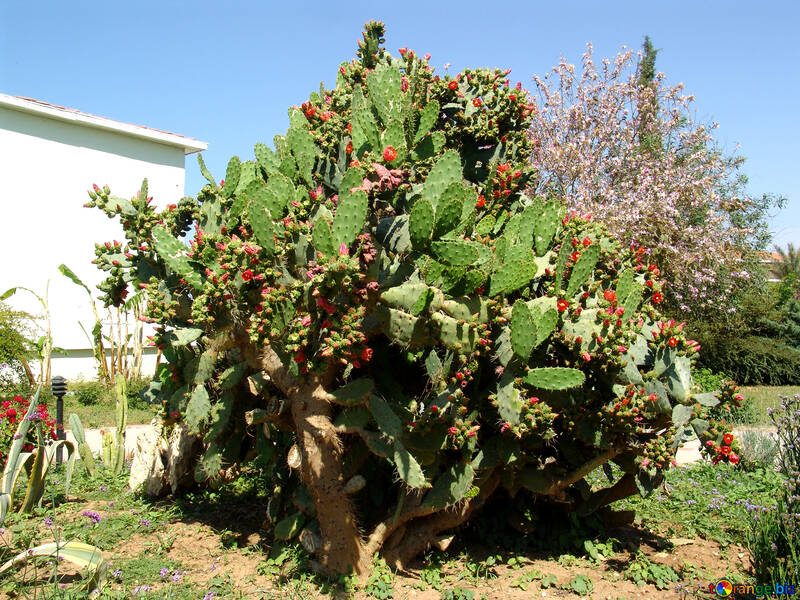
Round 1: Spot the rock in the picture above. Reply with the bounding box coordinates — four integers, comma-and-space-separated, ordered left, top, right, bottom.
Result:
128, 419, 201, 497
166, 423, 201, 493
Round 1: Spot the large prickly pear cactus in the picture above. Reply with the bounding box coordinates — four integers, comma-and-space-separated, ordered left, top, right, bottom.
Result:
85, 22, 740, 577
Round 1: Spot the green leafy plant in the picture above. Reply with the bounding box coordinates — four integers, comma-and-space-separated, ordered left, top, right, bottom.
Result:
623, 551, 679, 589
100, 375, 128, 474
364, 556, 394, 599
561, 573, 593, 596
84, 21, 733, 578
441, 587, 474, 600
0, 387, 76, 525
746, 394, 800, 583
736, 430, 779, 471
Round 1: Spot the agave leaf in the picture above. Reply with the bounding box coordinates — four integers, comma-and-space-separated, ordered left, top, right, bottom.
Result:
0, 541, 106, 593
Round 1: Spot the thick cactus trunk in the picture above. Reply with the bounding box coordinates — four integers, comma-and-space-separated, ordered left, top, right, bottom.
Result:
289, 374, 370, 576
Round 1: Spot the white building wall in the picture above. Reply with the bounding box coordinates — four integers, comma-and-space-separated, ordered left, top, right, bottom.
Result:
0, 103, 202, 381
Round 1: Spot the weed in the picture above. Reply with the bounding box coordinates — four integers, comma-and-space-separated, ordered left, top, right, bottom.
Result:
561, 574, 594, 596
364, 556, 394, 599
511, 568, 542, 590
441, 588, 475, 600
623, 551, 680, 589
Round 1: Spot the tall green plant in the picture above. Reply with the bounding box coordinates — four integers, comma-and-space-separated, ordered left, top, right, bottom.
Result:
101, 375, 127, 474
85, 22, 738, 577
0, 388, 76, 525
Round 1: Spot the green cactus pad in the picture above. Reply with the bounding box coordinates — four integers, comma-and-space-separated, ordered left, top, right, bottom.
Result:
381, 119, 407, 163
409, 197, 434, 249
378, 306, 430, 347
274, 512, 306, 540
524, 367, 586, 390
430, 240, 480, 266
247, 196, 276, 254
368, 395, 403, 439
332, 189, 368, 248
287, 125, 317, 186
622, 282, 643, 318
423, 150, 462, 211
334, 406, 372, 430
511, 300, 537, 360
263, 172, 295, 219
394, 443, 428, 489
531, 305, 558, 348
312, 218, 335, 257
422, 462, 475, 509
432, 183, 464, 239
185, 385, 211, 434
380, 282, 438, 314
330, 378, 374, 406
414, 100, 440, 145
152, 226, 202, 290
411, 130, 446, 161
565, 242, 600, 298
489, 259, 538, 297
197, 153, 216, 186
615, 268, 634, 303
221, 156, 241, 199
475, 214, 496, 235
431, 312, 478, 351
533, 199, 561, 256
496, 374, 524, 425
254, 142, 280, 174
366, 65, 403, 126
554, 238, 572, 293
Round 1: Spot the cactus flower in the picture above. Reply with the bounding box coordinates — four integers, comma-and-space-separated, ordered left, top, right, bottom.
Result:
382, 146, 398, 162
723, 433, 733, 445
557, 299, 569, 312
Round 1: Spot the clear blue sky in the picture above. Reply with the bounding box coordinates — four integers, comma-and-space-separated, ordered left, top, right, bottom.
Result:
2, 1, 798, 247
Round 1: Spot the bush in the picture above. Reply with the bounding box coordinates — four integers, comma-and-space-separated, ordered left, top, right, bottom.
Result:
693, 368, 725, 393
0, 302, 37, 392
746, 394, 800, 583
736, 430, 779, 472
70, 380, 107, 405
693, 368, 757, 424
85, 22, 736, 577
695, 334, 800, 386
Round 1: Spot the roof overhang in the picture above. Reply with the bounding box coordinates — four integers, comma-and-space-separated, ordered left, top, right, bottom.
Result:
0, 93, 207, 155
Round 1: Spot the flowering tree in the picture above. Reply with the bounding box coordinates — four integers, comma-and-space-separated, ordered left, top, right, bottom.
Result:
528, 41, 776, 315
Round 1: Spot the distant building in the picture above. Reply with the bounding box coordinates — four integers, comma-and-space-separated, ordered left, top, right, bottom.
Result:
757, 251, 786, 283
0, 93, 207, 380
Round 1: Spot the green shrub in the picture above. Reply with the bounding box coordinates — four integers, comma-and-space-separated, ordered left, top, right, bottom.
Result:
693, 367, 725, 392
696, 335, 800, 385
746, 395, 800, 583
70, 380, 107, 405
736, 430, 779, 472
84, 22, 736, 577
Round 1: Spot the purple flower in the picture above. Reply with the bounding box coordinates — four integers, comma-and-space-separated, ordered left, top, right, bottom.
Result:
81, 510, 101, 526
160, 567, 169, 579
44, 517, 53, 527
112, 568, 122, 578
133, 584, 150, 595
99, 485, 106, 492
140, 519, 151, 528
171, 570, 182, 582
203, 592, 216, 600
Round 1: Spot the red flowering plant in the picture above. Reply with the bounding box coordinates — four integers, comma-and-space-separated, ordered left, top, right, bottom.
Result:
697, 380, 743, 465
83, 22, 735, 577
0, 394, 57, 463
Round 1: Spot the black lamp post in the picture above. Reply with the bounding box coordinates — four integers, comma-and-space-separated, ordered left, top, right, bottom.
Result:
51, 376, 67, 464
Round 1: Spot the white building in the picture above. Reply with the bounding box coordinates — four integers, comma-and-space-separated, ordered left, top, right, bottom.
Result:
0, 93, 206, 380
